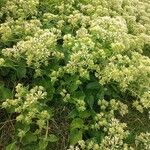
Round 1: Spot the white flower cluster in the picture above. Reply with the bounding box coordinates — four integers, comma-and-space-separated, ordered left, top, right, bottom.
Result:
133, 91, 150, 112
0, 58, 5, 66
69, 119, 131, 150
92, 99, 128, 130
135, 132, 150, 149
99, 52, 150, 94
60, 89, 71, 102
1, 0, 39, 19
100, 118, 129, 150
0, 18, 42, 44
2, 29, 57, 71
2, 84, 50, 134
75, 99, 86, 112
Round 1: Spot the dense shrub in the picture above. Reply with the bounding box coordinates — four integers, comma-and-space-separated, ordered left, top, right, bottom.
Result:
0, 0, 150, 149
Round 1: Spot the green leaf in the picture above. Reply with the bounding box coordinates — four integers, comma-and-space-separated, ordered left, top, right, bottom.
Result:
70, 118, 84, 130
96, 88, 104, 100
15, 122, 30, 133
47, 134, 58, 142
85, 94, 94, 109
86, 82, 100, 90
68, 109, 78, 118
22, 144, 39, 150
16, 66, 26, 78
91, 131, 104, 143
69, 129, 82, 145
0, 86, 12, 100
22, 132, 37, 145
69, 83, 79, 92
79, 110, 91, 118
39, 139, 48, 150
73, 91, 85, 100
6, 142, 17, 150
0, 68, 10, 76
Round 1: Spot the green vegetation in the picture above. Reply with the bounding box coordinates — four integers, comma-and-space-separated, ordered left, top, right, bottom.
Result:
0, 0, 150, 149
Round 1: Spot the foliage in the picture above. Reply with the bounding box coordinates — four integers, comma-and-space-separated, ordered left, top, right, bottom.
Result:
0, 0, 150, 149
